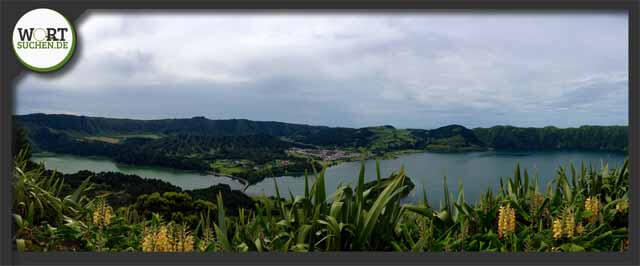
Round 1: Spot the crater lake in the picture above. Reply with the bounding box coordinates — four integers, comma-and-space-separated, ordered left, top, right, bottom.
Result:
32, 150, 626, 204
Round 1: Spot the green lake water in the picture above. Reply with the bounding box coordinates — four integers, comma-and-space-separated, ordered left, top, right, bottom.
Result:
31, 153, 245, 191
32, 150, 626, 204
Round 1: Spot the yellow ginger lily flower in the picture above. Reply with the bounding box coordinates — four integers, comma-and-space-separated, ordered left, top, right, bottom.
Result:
552, 218, 563, 240
584, 196, 601, 223
564, 212, 575, 238
498, 205, 516, 238
142, 224, 195, 252
576, 223, 585, 235
92, 200, 113, 229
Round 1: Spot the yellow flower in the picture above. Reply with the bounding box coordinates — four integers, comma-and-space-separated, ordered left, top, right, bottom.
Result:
156, 226, 172, 252
507, 206, 516, 233
498, 206, 507, 238
198, 228, 213, 252
592, 199, 600, 214
141, 225, 171, 252
616, 200, 628, 213
92, 200, 113, 229
170, 225, 195, 252
180, 235, 195, 252
498, 205, 516, 238
564, 212, 575, 238
552, 218, 563, 240
584, 196, 601, 223
141, 224, 195, 252
576, 223, 584, 235
92, 211, 100, 225
141, 226, 155, 252
584, 197, 592, 211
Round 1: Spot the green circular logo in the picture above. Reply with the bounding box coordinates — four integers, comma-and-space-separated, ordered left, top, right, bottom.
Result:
12, 8, 76, 72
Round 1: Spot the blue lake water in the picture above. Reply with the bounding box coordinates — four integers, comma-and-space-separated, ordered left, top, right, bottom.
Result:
33, 150, 626, 204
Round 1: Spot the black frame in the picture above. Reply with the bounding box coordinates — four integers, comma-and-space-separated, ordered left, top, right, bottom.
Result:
1, 0, 638, 265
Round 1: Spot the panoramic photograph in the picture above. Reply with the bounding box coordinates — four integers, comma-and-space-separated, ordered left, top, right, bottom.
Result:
12, 11, 629, 252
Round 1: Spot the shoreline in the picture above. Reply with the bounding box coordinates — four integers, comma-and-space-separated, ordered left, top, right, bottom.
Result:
33, 147, 628, 191
206, 171, 250, 191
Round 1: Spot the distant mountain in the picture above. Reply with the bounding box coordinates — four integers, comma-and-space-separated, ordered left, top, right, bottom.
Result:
14, 113, 487, 154
14, 114, 628, 172
15, 113, 326, 137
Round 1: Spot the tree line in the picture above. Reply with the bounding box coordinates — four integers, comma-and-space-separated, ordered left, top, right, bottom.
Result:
473, 125, 627, 152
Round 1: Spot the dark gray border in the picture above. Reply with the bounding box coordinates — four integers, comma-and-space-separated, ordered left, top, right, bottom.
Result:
1, 0, 639, 265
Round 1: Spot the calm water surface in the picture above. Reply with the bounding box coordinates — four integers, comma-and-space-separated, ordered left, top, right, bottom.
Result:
32, 153, 245, 191
33, 150, 626, 204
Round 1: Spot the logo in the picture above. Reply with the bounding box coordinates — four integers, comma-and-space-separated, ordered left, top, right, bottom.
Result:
12, 8, 76, 72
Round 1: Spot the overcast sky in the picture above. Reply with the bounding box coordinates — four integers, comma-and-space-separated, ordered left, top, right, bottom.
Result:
15, 11, 628, 129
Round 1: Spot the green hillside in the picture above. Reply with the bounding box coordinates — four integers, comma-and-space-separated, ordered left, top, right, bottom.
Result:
473, 125, 627, 152
15, 113, 488, 155
13, 114, 628, 184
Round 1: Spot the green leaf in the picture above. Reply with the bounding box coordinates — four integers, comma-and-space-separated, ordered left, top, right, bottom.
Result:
304, 170, 310, 199
254, 238, 263, 252
13, 214, 24, 229
403, 205, 432, 217
69, 176, 92, 204
356, 171, 407, 248
524, 169, 529, 195
559, 243, 585, 252
514, 163, 521, 195
391, 241, 406, 252
16, 239, 26, 252
215, 193, 232, 252
376, 159, 382, 184
356, 159, 366, 207
296, 224, 312, 245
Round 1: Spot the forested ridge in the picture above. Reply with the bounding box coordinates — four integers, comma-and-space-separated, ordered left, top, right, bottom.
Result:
16, 113, 487, 152
14, 114, 627, 181
16, 113, 325, 137
24, 126, 321, 183
473, 125, 627, 152
16, 113, 627, 152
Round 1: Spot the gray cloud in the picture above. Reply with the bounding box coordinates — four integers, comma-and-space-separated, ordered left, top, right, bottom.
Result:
15, 11, 628, 129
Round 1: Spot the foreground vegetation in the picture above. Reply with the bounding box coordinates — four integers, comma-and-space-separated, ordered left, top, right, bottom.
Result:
12, 145, 629, 252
